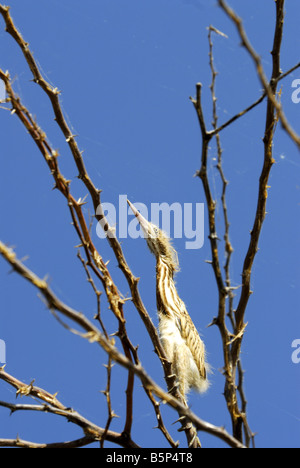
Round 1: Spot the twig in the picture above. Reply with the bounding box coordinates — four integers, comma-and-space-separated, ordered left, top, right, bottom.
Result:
0, 368, 139, 448
76, 251, 118, 447
219, 0, 287, 442
191, 81, 243, 443
145, 391, 179, 448
207, 24, 241, 424
80, 247, 178, 449
231, 0, 285, 337
100, 358, 118, 448
0, 436, 97, 449
0, 400, 140, 448
207, 29, 253, 441
208, 59, 300, 138
218, 0, 300, 149
209, 93, 266, 138
0, 243, 244, 448
0, 6, 203, 445
0, 1, 167, 374
191, 1, 288, 445
76, 250, 106, 336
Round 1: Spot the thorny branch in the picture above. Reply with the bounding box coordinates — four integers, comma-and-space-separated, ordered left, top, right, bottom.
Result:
0, 1, 297, 449
217, 0, 300, 149
208, 24, 253, 447
0, 367, 140, 448
0, 3, 201, 447
76, 252, 118, 445
190, 0, 295, 447
206, 26, 250, 443
0, 436, 98, 449
0, 243, 245, 449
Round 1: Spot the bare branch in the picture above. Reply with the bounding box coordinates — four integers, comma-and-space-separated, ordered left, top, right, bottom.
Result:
0, 2, 167, 374
0, 243, 244, 448
209, 92, 266, 137
0, 368, 139, 448
218, 0, 300, 149
0, 7, 204, 444
0, 436, 97, 449
190, 1, 289, 446
0, 1, 292, 448
233, 0, 285, 333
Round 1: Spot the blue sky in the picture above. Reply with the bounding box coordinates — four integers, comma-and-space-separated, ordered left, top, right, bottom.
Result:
0, 0, 299, 448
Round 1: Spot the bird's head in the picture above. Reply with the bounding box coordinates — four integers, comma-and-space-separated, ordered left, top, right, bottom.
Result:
127, 199, 179, 273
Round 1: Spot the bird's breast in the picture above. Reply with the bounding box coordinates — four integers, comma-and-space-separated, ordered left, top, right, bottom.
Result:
158, 315, 185, 345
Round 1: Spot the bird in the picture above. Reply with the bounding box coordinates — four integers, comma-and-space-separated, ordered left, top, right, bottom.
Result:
127, 199, 209, 404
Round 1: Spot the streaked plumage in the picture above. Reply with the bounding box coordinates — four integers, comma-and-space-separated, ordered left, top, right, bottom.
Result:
128, 200, 209, 403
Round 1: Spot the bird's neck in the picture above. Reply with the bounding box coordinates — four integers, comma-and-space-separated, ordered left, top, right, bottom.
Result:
156, 256, 181, 317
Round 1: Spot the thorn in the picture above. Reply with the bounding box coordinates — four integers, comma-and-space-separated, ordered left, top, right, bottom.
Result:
208, 26, 228, 39
109, 331, 119, 338
207, 317, 218, 327
77, 194, 88, 206
177, 422, 192, 432
168, 382, 180, 393
172, 415, 186, 425
102, 362, 115, 369
123, 297, 133, 302
167, 374, 177, 379
20, 255, 29, 263
42, 274, 49, 283
66, 135, 78, 143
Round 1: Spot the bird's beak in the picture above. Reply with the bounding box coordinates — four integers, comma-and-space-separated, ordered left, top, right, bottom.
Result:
127, 199, 154, 237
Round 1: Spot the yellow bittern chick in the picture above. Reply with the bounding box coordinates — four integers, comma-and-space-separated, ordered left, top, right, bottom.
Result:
128, 200, 209, 403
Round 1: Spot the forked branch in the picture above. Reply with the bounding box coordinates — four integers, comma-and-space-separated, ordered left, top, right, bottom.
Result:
191, 0, 292, 445
0, 241, 244, 448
